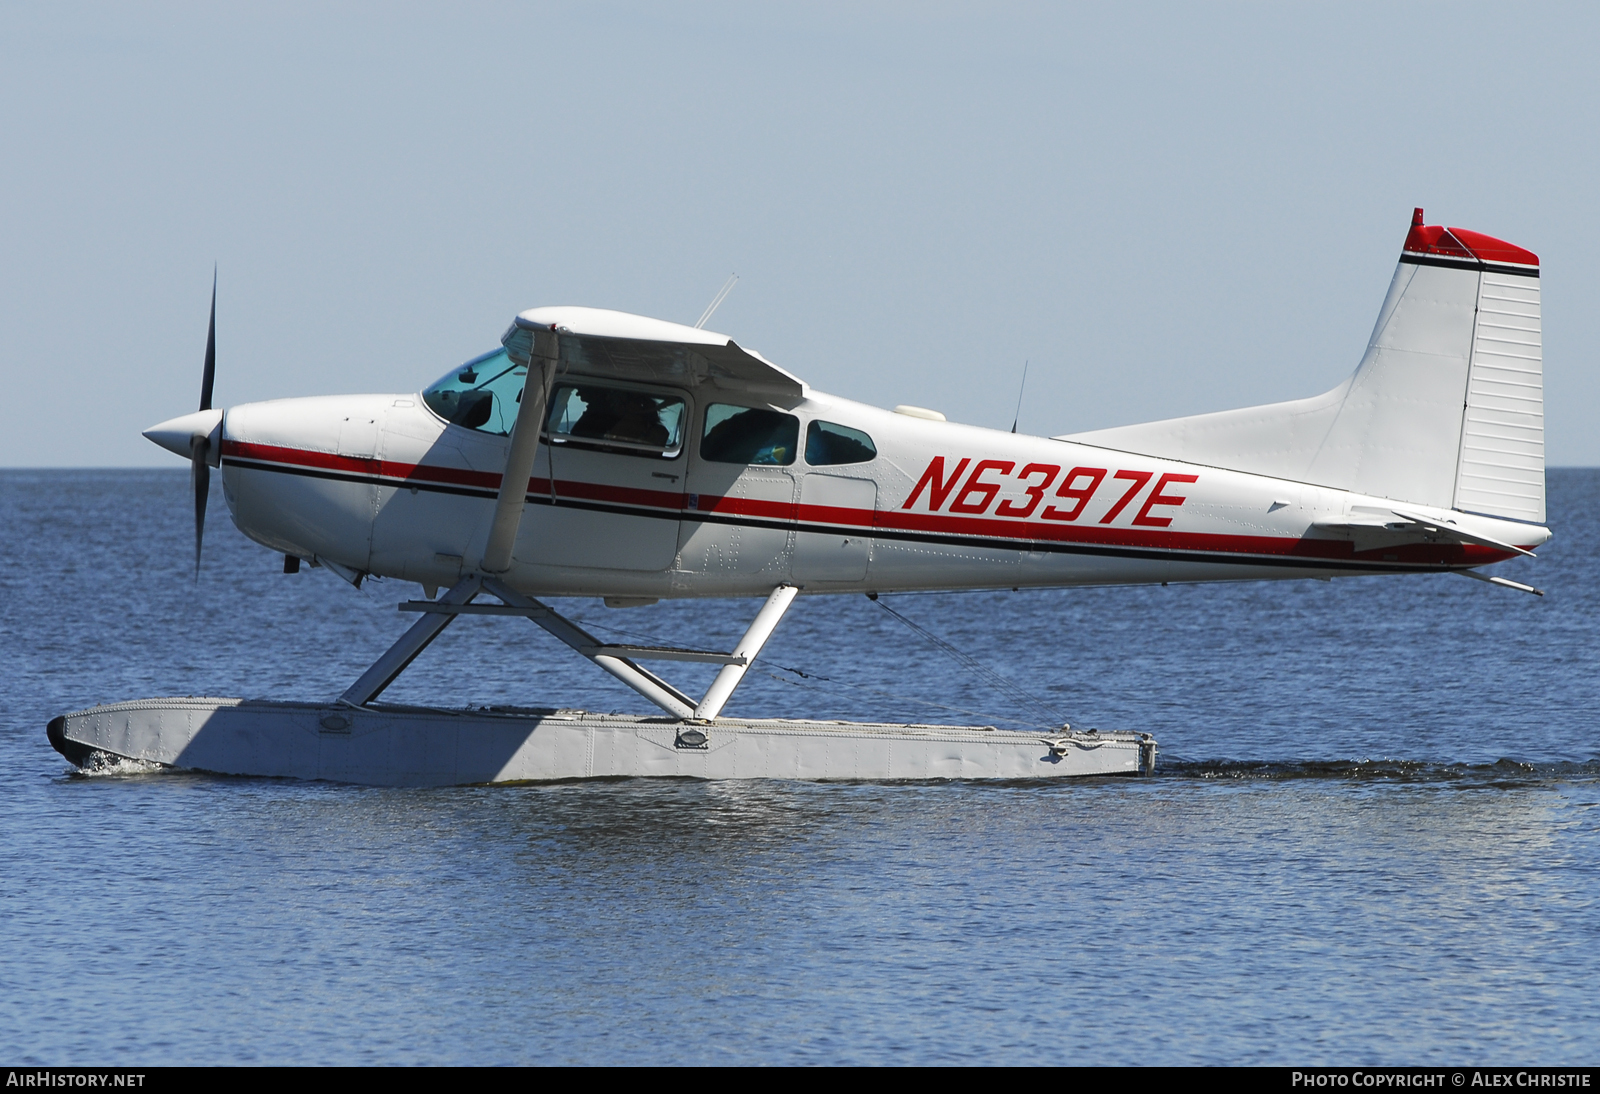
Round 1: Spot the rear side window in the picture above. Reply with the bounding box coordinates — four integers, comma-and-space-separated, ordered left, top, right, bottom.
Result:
701, 404, 798, 466
805, 420, 876, 465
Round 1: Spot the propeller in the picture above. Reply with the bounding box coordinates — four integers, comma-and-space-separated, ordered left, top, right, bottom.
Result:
140, 271, 226, 577
191, 270, 218, 577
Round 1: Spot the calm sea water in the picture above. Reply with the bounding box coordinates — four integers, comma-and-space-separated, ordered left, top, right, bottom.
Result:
1, 469, 1596, 1065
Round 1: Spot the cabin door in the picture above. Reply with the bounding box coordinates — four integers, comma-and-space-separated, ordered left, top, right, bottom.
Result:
514, 381, 688, 571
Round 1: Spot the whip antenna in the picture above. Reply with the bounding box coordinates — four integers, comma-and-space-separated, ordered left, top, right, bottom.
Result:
1011, 360, 1029, 433
694, 273, 739, 329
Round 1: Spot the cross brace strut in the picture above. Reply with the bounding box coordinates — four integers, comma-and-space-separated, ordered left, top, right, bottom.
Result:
340, 578, 798, 721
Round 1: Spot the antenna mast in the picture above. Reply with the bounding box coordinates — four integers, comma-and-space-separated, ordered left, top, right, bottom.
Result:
694, 273, 740, 329
1011, 361, 1029, 433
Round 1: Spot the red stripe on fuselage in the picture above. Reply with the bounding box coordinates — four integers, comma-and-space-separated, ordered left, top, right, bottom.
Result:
223, 439, 688, 508
869, 507, 1512, 564
552, 477, 688, 510
222, 441, 1524, 566
224, 440, 502, 490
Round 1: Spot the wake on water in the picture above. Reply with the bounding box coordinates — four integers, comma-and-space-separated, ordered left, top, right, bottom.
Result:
71, 750, 171, 777
1161, 756, 1600, 786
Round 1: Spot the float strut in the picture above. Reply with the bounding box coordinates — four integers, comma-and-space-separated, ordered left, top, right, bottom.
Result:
480, 578, 700, 720
694, 584, 798, 720
372, 579, 797, 723
339, 576, 483, 706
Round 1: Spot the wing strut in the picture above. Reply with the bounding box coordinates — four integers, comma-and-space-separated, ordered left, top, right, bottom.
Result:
481, 328, 559, 574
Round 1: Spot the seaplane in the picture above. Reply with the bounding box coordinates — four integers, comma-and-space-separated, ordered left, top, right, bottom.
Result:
48, 208, 1548, 785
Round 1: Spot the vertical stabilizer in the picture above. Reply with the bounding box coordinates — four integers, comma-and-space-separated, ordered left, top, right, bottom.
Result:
1064, 209, 1544, 522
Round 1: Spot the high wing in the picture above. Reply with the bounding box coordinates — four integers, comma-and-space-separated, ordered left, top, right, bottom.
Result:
500, 306, 806, 400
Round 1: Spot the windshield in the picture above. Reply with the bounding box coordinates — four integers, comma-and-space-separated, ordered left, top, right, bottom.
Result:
422, 349, 526, 435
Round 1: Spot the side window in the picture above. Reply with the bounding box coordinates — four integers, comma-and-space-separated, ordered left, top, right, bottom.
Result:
805, 420, 877, 465
545, 384, 686, 457
701, 404, 799, 466
421, 349, 527, 435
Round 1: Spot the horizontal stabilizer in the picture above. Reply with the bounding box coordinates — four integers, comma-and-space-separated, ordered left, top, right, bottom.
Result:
1385, 508, 1535, 558
1308, 507, 1540, 558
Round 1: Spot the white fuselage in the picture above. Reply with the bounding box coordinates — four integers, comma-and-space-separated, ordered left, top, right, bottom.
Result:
216, 385, 1546, 600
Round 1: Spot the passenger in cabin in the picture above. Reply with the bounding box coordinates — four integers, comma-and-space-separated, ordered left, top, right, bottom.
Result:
702, 404, 799, 465
607, 395, 671, 448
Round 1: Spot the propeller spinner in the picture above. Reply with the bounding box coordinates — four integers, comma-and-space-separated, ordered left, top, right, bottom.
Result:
143, 270, 224, 577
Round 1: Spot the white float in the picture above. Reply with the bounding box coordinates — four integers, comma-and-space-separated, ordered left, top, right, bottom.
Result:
49, 698, 1155, 786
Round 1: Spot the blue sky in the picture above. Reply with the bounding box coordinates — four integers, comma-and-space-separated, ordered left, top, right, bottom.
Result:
4, 2, 1596, 465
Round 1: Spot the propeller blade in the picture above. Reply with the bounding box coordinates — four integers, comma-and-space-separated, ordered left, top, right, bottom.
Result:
191, 436, 209, 578
193, 268, 216, 577
200, 267, 216, 412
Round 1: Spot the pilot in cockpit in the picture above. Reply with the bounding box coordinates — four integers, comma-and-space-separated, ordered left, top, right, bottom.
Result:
570, 389, 670, 449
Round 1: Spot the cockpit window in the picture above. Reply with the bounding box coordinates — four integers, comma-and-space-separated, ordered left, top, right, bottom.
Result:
805, 420, 877, 465
701, 404, 798, 466
421, 349, 526, 435
545, 384, 686, 457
